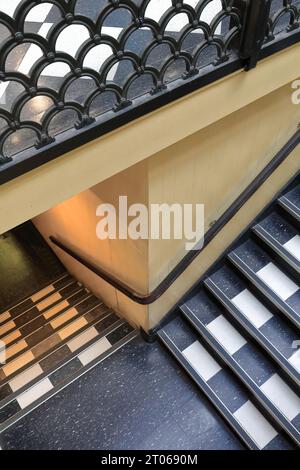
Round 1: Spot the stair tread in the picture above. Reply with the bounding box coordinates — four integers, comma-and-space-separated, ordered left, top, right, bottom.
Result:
278, 184, 300, 221
228, 239, 300, 327
0, 323, 137, 433
180, 290, 300, 445
0, 284, 88, 344
0, 273, 71, 320
204, 265, 300, 385
0, 312, 123, 408
0, 299, 110, 384
159, 317, 294, 450
253, 212, 300, 272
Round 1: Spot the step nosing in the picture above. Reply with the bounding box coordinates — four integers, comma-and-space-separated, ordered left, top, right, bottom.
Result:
183, 311, 300, 444
0, 280, 81, 333
0, 317, 124, 410
0, 330, 138, 434
0, 290, 92, 346
0, 301, 109, 381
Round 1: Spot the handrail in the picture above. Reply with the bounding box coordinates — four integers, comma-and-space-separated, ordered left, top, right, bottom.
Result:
50, 128, 300, 305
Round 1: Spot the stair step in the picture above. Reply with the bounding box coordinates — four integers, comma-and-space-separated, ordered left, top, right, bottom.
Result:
0, 273, 71, 322
278, 185, 300, 223
204, 266, 300, 386
0, 313, 122, 407
180, 290, 300, 445
0, 281, 83, 340
228, 239, 300, 328
0, 299, 109, 387
0, 321, 137, 432
158, 317, 294, 450
253, 212, 300, 274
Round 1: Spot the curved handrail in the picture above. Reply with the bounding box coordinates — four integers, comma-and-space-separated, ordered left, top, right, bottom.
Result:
50, 128, 300, 305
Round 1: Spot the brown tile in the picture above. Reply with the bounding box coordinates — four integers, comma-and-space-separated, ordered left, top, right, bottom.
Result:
0, 320, 16, 336
50, 308, 78, 329
31, 285, 55, 303
31, 333, 61, 358
2, 329, 21, 346
37, 292, 62, 311
59, 318, 88, 340
43, 300, 69, 320
0, 311, 11, 324
5, 340, 27, 360
3, 351, 35, 377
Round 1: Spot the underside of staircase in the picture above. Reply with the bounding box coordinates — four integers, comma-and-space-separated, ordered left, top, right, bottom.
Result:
0, 272, 137, 431
159, 176, 300, 450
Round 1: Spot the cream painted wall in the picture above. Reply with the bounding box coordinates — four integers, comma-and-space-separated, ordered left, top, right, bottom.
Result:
1, 42, 300, 236
147, 82, 300, 327
33, 80, 300, 331
33, 161, 149, 331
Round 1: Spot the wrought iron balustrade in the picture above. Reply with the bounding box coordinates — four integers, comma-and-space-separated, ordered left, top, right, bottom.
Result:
266, 0, 300, 42
0, 0, 299, 182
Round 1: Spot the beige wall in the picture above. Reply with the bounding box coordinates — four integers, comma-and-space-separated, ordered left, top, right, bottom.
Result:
33, 161, 149, 331
33, 80, 300, 331
1, 41, 300, 236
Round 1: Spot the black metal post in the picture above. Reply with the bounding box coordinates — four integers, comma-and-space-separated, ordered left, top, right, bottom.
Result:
235, 0, 272, 70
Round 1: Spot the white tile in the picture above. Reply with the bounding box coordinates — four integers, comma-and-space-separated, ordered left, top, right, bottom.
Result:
17, 378, 53, 409
67, 327, 99, 352
257, 263, 299, 300
10, 364, 43, 392
289, 350, 300, 374
284, 235, 300, 262
260, 374, 300, 421
232, 289, 273, 328
182, 340, 221, 382
206, 315, 247, 355
234, 401, 278, 449
78, 337, 111, 366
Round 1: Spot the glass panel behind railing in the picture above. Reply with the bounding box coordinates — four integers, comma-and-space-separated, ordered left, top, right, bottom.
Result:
266, 0, 300, 41
0, 0, 243, 163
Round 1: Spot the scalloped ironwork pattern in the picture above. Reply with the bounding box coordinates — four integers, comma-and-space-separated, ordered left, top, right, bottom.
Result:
0, 0, 244, 164
265, 0, 300, 42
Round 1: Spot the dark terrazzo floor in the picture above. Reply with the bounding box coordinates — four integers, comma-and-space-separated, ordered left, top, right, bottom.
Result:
0, 336, 244, 450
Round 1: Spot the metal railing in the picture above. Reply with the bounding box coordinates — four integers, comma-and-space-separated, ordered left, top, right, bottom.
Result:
0, 1, 299, 182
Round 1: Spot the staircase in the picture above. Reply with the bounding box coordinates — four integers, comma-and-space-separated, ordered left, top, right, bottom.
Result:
159, 178, 300, 450
0, 272, 137, 432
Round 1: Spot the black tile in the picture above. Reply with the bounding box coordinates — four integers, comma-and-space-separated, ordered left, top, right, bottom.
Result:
0, 400, 21, 424
184, 288, 224, 325
209, 266, 245, 299
49, 358, 82, 387
20, 315, 46, 337
233, 240, 270, 272
14, 307, 39, 327
0, 383, 12, 401
286, 290, 300, 315
106, 323, 134, 345
258, 212, 297, 245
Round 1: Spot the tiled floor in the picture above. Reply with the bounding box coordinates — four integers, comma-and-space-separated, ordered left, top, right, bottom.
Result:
0, 336, 245, 450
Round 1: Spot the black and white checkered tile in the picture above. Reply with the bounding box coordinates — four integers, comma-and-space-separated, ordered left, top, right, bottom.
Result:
181, 288, 300, 444
159, 317, 295, 450
204, 266, 300, 385
0, 269, 137, 431
228, 239, 300, 328
159, 178, 300, 449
